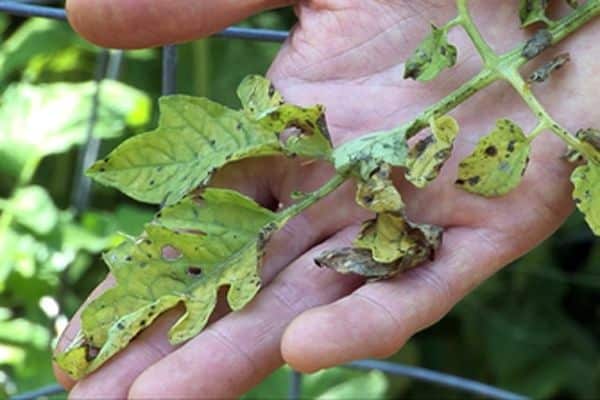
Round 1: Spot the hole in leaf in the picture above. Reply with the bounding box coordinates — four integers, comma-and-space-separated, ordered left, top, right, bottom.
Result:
187, 266, 203, 276
280, 126, 302, 144
162, 245, 182, 261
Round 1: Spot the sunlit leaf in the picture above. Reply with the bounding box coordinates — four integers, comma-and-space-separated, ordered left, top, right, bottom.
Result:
8, 186, 58, 235
55, 188, 282, 379
404, 25, 457, 81
456, 119, 531, 196
0, 18, 90, 83
405, 115, 459, 188
89, 76, 333, 206
571, 162, 599, 235
519, 0, 550, 27
0, 81, 150, 175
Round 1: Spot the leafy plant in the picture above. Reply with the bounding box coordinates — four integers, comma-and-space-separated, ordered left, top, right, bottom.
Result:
55, 0, 600, 380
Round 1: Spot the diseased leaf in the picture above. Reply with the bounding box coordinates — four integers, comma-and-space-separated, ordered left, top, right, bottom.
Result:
405, 115, 459, 188
237, 74, 284, 118
565, 128, 600, 164
404, 25, 457, 81
333, 123, 415, 180
528, 53, 570, 83
354, 212, 442, 266
318, 164, 442, 279
571, 163, 600, 235
519, 0, 550, 27
89, 76, 332, 206
239, 75, 333, 160
456, 119, 531, 197
55, 188, 282, 379
87, 95, 282, 206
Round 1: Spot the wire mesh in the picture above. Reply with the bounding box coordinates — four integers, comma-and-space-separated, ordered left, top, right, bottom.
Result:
1, 2, 530, 400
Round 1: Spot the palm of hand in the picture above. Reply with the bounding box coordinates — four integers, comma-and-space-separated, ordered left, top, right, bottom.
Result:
59, 1, 597, 398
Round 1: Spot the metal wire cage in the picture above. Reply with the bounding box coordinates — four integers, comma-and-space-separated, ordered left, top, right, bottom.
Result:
0, 1, 531, 399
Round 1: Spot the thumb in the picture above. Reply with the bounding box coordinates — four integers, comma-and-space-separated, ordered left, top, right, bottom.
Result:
66, 0, 294, 49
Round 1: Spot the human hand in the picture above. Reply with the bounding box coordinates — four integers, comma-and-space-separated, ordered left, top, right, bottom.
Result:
56, 0, 598, 397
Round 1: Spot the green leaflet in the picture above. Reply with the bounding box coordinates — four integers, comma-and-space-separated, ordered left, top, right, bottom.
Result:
55, 188, 282, 379
519, 0, 550, 27
456, 119, 531, 197
333, 124, 414, 180
88, 76, 332, 206
571, 163, 600, 235
9, 186, 59, 235
404, 25, 457, 81
405, 116, 459, 188
0, 81, 150, 176
316, 165, 442, 280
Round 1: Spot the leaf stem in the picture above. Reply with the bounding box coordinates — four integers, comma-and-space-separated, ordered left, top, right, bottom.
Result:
278, 172, 348, 223
455, 0, 498, 66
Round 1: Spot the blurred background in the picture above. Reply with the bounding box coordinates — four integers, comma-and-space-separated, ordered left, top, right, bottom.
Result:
0, 5, 598, 399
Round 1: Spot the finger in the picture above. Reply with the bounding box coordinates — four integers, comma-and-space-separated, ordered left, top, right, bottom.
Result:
52, 275, 115, 390
127, 226, 363, 399
53, 158, 277, 387
281, 223, 567, 372
65, 0, 294, 49
60, 172, 361, 398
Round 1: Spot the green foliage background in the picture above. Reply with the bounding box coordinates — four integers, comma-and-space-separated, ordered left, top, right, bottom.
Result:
0, 9, 598, 399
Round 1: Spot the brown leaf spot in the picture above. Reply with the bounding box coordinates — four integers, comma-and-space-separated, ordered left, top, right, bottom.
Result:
485, 146, 498, 157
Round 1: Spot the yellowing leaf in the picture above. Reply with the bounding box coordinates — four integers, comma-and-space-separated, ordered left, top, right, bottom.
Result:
571, 163, 600, 235
239, 75, 333, 160
89, 76, 333, 205
317, 164, 442, 279
456, 119, 531, 197
519, 0, 550, 27
405, 115, 459, 188
237, 74, 284, 118
404, 25, 457, 81
87, 96, 282, 206
354, 212, 442, 266
55, 188, 281, 379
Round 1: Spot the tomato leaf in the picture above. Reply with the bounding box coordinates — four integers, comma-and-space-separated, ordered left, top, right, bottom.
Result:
317, 165, 442, 280
55, 188, 281, 379
519, 0, 550, 27
404, 24, 457, 81
88, 76, 332, 206
456, 119, 531, 197
405, 115, 459, 188
571, 162, 600, 235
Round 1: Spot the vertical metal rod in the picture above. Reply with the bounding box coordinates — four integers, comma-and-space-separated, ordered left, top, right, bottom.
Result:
162, 45, 177, 95
71, 49, 124, 214
288, 370, 302, 400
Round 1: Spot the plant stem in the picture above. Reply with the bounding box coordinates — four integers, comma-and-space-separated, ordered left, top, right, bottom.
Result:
278, 172, 348, 223
281, 1, 600, 215
455, 0, 498, 66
